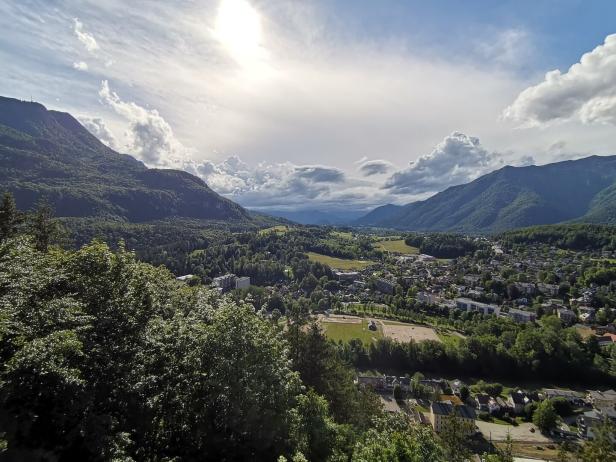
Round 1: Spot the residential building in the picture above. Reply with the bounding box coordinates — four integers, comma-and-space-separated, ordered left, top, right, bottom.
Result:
597, 333, 616, 347
542, 388, 585, 405
455, 298, 500, 316
537, 283, 560, 297
212, 274, 236, 292
508, 308, 536, 324
587, 389, 616, 409
235, 276, 250, 290
578, 408, 616, 440
335, 271, 360, 282
429, 402, 476, 433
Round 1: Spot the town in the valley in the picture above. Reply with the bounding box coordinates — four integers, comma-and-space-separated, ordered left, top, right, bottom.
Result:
174, 225, 616, 460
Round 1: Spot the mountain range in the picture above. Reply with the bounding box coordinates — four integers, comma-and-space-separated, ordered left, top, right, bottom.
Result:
0, 96, 251, 222
356, 155, 616, 232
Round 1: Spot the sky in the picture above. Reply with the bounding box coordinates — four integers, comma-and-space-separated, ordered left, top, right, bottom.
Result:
1, 0, 616, 213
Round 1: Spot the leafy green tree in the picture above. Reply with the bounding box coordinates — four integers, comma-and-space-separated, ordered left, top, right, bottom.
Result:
533, 400, 558, 433
0, 192, 20, 240
579, 418, 616, 462
351, 414, 445, 462
30, 199, 61, 251
439, 408, 475, 462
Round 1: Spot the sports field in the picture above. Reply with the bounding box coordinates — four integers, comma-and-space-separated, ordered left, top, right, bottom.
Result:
320, 316, 382, 344
380, 321, 440, 342
374, 239, 419, 254
306, 252, 374, 270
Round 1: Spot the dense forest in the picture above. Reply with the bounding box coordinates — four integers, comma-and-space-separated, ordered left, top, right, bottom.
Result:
500, 224, 616, 251
404, 234, 480, 259
0, 193, 464, 461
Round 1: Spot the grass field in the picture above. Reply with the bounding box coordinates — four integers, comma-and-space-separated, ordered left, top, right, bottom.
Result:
321, 318, 383, 344
374, 239, 419, 254
306, 252, 375, 270
259, 225, 289, 235
331, 231, 354, 240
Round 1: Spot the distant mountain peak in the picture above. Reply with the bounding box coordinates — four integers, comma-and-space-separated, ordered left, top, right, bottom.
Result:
356, 154, 616, 232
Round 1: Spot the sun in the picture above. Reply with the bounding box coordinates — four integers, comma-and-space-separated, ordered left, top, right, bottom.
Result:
214, 0, 263, 64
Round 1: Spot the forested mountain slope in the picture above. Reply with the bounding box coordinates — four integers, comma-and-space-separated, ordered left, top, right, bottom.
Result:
0, 96, 249, 222
357, 155, 616, 232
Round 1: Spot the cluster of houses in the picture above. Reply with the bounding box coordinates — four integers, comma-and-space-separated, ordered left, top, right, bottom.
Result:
357, 374, 616, 441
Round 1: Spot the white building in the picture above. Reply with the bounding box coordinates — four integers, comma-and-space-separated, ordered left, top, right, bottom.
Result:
235, 276, 250, 290
454, 298, 500, 316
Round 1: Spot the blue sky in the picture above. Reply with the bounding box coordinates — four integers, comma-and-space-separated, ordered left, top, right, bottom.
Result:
1, 0, 615, 211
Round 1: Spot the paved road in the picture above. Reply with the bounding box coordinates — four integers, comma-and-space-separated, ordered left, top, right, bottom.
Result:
476, 420, 552, 443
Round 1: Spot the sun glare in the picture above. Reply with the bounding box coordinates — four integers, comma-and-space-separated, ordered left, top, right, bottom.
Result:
214, 0, 263, 65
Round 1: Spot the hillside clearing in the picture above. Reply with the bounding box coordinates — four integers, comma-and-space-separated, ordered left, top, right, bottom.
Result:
306, 252, 374, 270
374, 239, 419, 254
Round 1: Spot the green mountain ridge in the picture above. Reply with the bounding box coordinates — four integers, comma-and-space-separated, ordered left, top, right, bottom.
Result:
356, 156, 616, 232
0, 96, 250, 222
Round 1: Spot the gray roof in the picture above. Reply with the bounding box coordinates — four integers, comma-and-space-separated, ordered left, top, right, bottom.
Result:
431, 402, 476, 419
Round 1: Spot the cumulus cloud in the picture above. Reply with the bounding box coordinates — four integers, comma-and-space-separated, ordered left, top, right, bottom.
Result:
503, 34, 616, 126
80, 116, 119, 149
384, 132, 503, 195
188, 155, 383, 209
73, 18, 99, 53
72, 61, 88, 71
358, 159, 395, 176
294, 166, 345, 183
98, 80, 189, 165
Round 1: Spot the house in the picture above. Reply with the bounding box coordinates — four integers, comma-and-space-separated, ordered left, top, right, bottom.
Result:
449, 379, 465, 396
399, 377, 411, 392
430, 402, 476, 434
597, 333, 616, 347
577, 408, 616, 440
508, 308, 536, 324
587, 389, 616, 409
235, 276, 250, 290
357, 375, 385, 391
557, 308, 577, 325
176, 274, 196, 282
419, 379, 447, 395
488, 397, 502, 415
542, 388, 585, 405
375, 278, 395, 295
508, 391, 529, 414
475, 394, 490, 412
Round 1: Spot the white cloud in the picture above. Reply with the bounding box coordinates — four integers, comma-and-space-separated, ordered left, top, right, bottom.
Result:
357, 159, 395, 176
384, 132, 503, 195
79, 116, 119, 149
98, 80, 190, 165
503, 33, 616, 126
72, 61, 88, 71
189, 155, 384, 210
476, 28, 532, 68
73, 17, 99, 53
